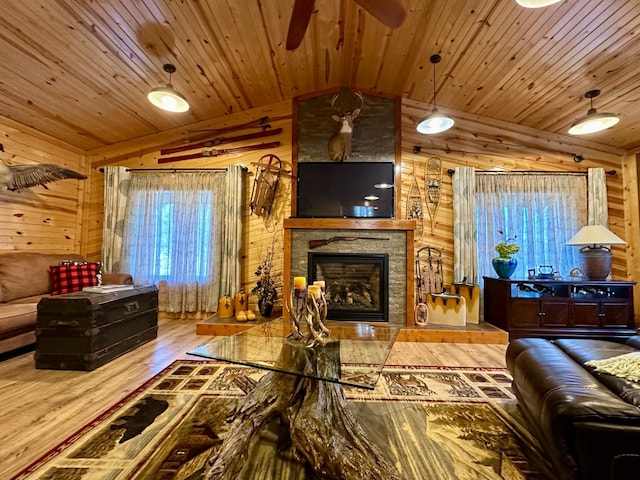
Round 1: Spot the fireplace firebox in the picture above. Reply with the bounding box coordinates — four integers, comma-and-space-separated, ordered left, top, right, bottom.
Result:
308, 253, 389, 322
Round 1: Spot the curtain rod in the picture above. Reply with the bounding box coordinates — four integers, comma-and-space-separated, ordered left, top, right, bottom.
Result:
98, 166, 248, 173
447, 169, 616, 176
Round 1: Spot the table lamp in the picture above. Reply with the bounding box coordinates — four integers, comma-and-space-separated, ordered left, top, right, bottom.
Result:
566, 225, 626, 280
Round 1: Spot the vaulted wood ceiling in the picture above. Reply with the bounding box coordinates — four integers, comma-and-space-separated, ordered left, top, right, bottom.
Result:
0, 0, 638, 152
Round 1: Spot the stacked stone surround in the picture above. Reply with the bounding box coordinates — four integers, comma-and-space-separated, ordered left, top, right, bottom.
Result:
289, 228, 408, 326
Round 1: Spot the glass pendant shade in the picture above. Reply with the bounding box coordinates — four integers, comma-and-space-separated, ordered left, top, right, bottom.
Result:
148, 86, 190, 113
416, 108, 454, 134
516, 0, 562, 7
568, 109, 619, 135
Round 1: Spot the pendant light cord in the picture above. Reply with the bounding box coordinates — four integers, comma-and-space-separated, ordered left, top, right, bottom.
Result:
429, 54, 442, 109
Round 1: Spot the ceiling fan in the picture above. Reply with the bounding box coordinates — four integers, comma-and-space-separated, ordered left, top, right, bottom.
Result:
286, 0, 406, 51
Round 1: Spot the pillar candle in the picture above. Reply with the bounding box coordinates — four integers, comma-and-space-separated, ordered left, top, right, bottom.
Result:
293, 276, 306, 298
313, 280, 325, 293
308, 284, 322, 299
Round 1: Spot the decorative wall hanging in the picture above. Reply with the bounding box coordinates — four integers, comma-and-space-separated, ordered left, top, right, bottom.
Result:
425, 156, 443, 234
157, 142, 280, 163
160, 128, 282, 155
0, 144, 86, 192
250, 154, 282, 218
406, 163, 424, 235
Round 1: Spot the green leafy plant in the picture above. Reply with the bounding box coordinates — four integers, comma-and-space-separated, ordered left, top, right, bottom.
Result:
495, 230, 519, 258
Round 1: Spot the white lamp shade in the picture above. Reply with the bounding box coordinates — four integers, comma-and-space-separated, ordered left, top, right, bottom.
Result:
416, 108, 454, 134
148, 85, 190, 113
568, 111, 619, 135
516, 0, 562, 7
566, 225, 626, 247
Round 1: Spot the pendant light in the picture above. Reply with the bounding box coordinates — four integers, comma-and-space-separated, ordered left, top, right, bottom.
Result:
416, 54, 454, 134
568, 90, 619, 135
515, 0, 562, 7
148, 64, 190, 113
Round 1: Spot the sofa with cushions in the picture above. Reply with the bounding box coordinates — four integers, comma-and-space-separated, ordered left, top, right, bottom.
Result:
507, 336, 640, 480
0, 252, 132, 356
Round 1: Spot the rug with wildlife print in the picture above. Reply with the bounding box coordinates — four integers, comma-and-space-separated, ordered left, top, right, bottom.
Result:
13, 361, 552, 480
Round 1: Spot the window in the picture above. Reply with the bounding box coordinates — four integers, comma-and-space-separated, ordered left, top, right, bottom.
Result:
476, 174, 587, 280
121, 172, 223, 290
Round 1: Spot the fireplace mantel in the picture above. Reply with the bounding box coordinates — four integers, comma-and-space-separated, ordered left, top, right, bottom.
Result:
284, 218, 415, 231
283, 218, 415, 326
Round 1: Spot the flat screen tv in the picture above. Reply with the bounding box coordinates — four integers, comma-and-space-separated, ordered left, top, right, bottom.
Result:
296, 162, 395, 218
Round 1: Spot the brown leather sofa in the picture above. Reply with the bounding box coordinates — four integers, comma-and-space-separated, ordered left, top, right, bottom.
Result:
0, 252, 132, 355
507, 336, 640, 480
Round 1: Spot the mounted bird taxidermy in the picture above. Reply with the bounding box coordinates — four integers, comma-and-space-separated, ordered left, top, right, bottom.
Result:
286, 0, 406, 51
0, 143, 87, 192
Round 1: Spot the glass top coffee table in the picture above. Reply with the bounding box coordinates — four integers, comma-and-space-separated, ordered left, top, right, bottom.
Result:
188, 317, 399, 390
188, 317, 402, 480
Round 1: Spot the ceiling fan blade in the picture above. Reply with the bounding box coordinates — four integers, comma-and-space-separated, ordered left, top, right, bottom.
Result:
353, 0, 406, 28
286, 0, 315, 51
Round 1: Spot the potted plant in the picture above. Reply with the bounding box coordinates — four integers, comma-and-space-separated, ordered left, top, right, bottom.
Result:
492, 231, 519, 279
252, 240, 278, 317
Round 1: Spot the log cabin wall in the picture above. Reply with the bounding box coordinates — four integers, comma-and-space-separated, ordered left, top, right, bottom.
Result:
0, 117, 86, 255
77, 95, 638, 320
84, 101, 293, 313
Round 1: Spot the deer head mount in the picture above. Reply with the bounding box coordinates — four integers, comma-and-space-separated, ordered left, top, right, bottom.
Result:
327, 90, 364, 162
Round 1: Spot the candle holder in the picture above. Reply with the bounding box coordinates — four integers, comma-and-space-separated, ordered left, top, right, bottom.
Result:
285, 286, 331, 348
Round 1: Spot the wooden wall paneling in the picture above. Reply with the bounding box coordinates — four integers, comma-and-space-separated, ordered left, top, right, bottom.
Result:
621, 152, 640, 325
77, 94, 633, 322
0, 117, 85, 255
86, 103, 292, 309
401, 97, 630, 307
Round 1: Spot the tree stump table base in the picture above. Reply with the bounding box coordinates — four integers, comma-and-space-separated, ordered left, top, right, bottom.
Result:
204, 338, 401, 480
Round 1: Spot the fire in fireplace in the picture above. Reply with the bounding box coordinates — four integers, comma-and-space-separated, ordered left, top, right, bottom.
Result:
307, 252, 389, 322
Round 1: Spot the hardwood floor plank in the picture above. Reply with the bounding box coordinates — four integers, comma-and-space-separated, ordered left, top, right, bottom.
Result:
0, 317, 507, 479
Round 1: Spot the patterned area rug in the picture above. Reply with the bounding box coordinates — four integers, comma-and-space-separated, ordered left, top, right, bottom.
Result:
13, 361, 552, 480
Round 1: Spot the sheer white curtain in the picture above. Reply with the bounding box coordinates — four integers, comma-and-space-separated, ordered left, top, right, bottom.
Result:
121, 171, 225, 312
476, 173, 587, 280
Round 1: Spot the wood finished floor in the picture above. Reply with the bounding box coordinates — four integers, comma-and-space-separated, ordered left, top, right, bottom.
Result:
0, 317, 508, 479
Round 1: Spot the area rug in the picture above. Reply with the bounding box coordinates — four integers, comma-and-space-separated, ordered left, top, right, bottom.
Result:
13, 361, 552, 480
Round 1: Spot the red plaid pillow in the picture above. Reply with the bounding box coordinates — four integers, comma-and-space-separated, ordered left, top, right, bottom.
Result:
50, 263, 101, 295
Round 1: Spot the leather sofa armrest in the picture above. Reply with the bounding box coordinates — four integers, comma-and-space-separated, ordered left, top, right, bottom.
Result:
102, 273, 133, 285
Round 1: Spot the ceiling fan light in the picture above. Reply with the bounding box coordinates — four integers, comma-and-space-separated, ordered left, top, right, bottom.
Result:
568, 110, 619, 135
515, 0, 562, 7
148, 86, 190, 113
416, 108, 455, 134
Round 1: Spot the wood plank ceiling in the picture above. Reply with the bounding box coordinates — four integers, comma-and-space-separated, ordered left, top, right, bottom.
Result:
0, 0, 638, 152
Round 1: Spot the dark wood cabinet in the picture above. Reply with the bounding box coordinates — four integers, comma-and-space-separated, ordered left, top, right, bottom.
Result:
483, 277, 636, 340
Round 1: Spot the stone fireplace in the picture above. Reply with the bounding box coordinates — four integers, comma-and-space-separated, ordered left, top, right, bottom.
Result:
308, 252, 389, 322
283, 219, 415, 327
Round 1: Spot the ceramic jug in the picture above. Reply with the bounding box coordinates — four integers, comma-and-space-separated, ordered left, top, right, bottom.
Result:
217, 293, 234, 319
234, 288, 248, 314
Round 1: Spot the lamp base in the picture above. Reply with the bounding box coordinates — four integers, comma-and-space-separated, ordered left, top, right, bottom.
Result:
580, 246, 612, 281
